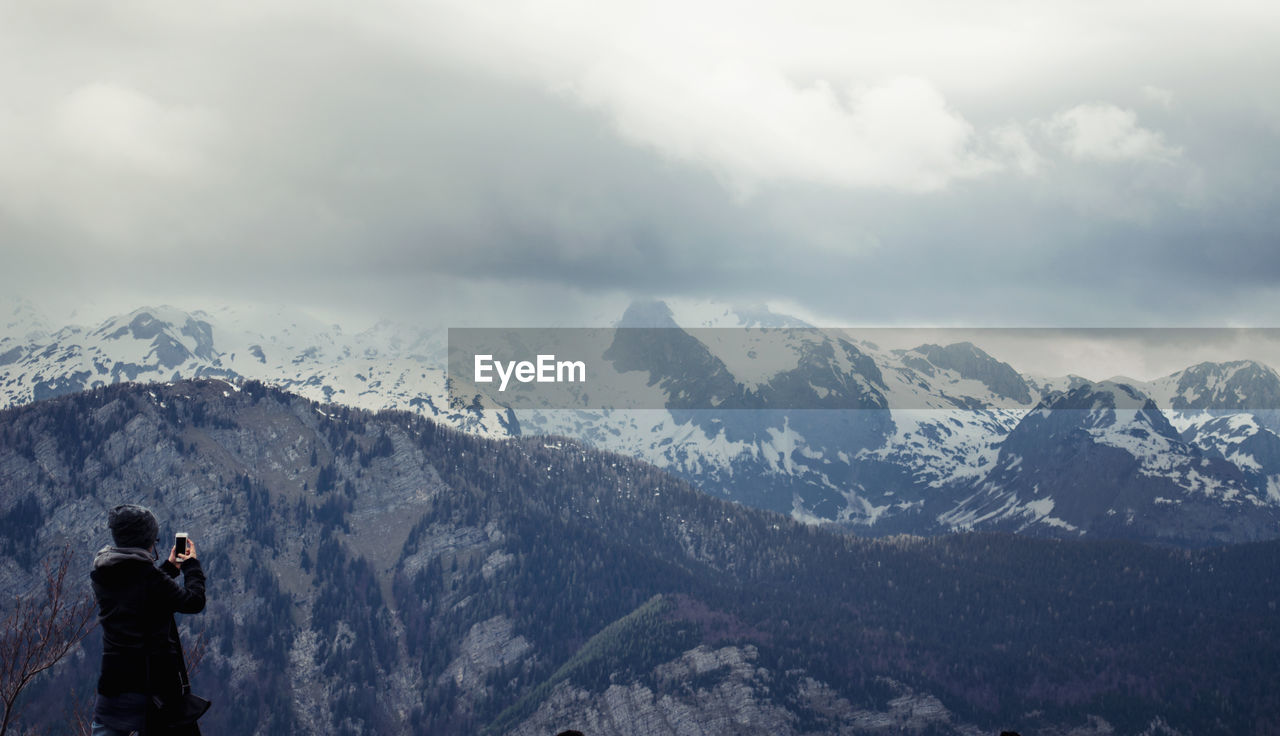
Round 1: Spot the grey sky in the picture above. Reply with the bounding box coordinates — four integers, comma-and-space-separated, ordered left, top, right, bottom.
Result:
2, 0, 1279, 337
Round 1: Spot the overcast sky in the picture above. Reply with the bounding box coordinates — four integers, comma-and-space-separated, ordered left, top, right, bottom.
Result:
2, 0, 1279, 340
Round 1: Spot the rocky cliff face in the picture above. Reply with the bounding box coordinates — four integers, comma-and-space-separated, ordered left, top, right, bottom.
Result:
509, 644, 989, 736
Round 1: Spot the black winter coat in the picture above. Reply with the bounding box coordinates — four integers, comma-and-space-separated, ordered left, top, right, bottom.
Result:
91, 547, 206, 699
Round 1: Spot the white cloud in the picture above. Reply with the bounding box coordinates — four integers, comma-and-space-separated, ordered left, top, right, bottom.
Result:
1044, 103, 1181, 163
383, 0, 1083, 193
1141, 85, 1175, 109
374, 0, 1269, 196
989, 123, 1046, 175
578, 68, 993, 194
53, 83, 218, 176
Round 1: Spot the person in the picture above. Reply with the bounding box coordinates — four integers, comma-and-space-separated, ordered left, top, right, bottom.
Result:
90, 505, 206, 736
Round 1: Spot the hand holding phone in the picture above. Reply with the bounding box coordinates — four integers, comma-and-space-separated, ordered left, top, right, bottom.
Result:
169, 533, 196, 567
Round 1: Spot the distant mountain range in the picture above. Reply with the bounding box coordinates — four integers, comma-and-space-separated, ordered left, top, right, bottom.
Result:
0, 300, 514, 437
5, 298, 1280, 544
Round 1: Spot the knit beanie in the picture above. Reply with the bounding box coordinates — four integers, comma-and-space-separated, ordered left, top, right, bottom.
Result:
108, 504, 159, 549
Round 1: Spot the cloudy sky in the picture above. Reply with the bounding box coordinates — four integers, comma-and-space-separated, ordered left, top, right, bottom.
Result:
2, 0, 1278, 334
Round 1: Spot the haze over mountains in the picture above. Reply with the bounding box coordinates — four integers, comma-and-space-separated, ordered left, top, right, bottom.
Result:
5, 298, 1280, 545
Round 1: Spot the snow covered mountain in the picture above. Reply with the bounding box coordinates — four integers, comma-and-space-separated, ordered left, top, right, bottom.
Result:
941, 381, 1279, 544
5, 297, 1280, 543
0, 300, 514, 437
520, 306, 1280, 542
522, 302, 1041, 530
1147, 359, 1280, 414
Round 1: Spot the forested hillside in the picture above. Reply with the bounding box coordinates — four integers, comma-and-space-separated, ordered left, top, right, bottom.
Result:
1, 380, 1277, 734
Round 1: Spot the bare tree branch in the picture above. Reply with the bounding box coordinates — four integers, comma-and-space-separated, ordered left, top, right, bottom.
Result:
0, 545, 97, 736
68, 688, 93, 736
184, 627, 209, 677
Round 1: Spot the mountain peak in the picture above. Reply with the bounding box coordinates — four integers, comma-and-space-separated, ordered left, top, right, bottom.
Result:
906, 341, 1032, 404
617, 299, 679, 328
628, 299, 814, 329
1164, 359, 1280, 412
724, 303, 812, 328
1041, 379, 1157, 412
1, 296, 51, 344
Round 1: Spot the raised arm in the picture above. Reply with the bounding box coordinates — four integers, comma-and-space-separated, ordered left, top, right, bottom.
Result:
155, 539, 206, 614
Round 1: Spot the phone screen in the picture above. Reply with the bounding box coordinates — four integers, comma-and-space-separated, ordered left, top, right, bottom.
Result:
175, 533, 188, 556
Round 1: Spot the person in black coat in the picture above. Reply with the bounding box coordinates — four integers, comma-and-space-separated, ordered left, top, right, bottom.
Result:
90, 505, 206, 736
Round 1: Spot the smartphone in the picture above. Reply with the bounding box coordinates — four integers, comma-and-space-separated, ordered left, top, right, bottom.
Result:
175, 532, 189, 556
